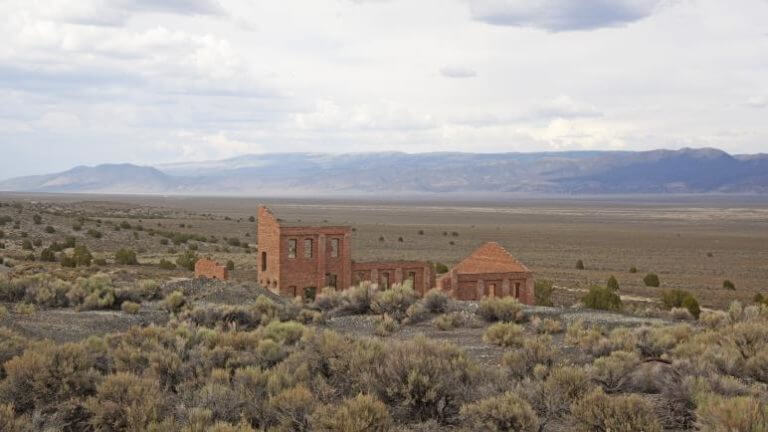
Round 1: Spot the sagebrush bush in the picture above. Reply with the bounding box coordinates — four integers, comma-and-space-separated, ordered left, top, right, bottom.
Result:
571, 388, 662, 432
460, 391, 539, 432
121, 301, 140, 314
421, 288, 449, 313
371, 283, 418, 322
722, 279, 735, 290
312, 393, 391, 432
503, 335, 557, 379
607, 275, 620, 291
313, 287, 343, 311
85, 372, 169, 430
696, 393, 768, 432
433, 312, 465, 331
661, 289, 700, 319
115, 248, 139, 265
164, 290, 187, 314
374, 314, 399, 336
338, 283, 374, 315
484, 322, 525, 347
531, 316, 563, 334
404, 301, 429, 324
582, 286, 622, 311
522, 365, 593, 426
177, 250, 199, 271
476, 297, 524, 323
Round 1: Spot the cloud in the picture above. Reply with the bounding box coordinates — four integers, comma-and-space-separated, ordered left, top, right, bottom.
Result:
44, 0, 225, 27
440, 66, 477, 78
468, 0, 663, 31
745, 95, 767, 108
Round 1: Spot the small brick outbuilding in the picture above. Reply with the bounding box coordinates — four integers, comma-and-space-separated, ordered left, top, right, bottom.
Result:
438, 242, 534, 304
195, 258, 229, 281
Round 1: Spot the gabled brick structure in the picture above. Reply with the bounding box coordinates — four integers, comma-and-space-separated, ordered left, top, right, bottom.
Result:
195, 258, 229, 281
438, 242, 534, 304
257, 206, 435, 298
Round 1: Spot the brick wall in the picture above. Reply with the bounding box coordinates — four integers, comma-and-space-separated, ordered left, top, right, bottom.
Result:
438, 270, 534, 304
351, 260, 435, 295
257, 206, 282, 293
195, 259, 229, 280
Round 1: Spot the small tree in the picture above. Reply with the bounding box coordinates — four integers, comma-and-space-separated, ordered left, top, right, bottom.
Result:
176, 250, 198, 271
226, 260, 235, 271
723, 280, 735, 290
607, 275, 619, 291
643, 273, 660, 287
629, 266, 637, 273
40, 248, 56, 262
158, 259, 176, 270
434, 262, 449, 274
73, 245, 92, 266
576, 259, 585, 270
44, 226, 55, 234
534, 279, 554, 306
32, 214, 42, 225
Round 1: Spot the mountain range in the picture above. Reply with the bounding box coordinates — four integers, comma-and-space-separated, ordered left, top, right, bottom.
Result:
1, 148, 767, 195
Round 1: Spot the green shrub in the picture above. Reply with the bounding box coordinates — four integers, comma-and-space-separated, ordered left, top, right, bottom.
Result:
629, 266, 637, 273
177, 250, 199, 271
576, 259, 585, 270
723, 280, 735, 290
607, 275, 619, 291
534, 280, 554, 306
643, 273, 660, 287
164, 290, 187, 314
484, 322, 525, 347
661, 289, 700, 319
73, 245, 93, 266
476, 297, 524, 323
72, 223, 82, 231
60, 256, 76, 268
267, 385, 316, 432
502, 335, 557, 379
312, 393, 392, 432
582, 286, 622, 311
226, 260, 235, 271
21, 239, 32, 250
87, 229, 103, 239
460, 392, 539, 432
115, 248, 138, 265
0, 230, 3, 239
32, 214, 42, 225
571, 388, 662, 432
434, 262, 449, 274
94, 258, 107, 266
158, 259, 176, 270
121, 301, 140, 314
44, 225, 55, 233
374, 314, 399, 337
371, 284, 418, 322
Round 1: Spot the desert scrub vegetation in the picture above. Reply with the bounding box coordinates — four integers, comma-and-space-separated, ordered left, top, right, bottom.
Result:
643, 272, 661, 287
476, 296, 525, 323
661, 289, 701, 319
484, 322, 525, 347
370, 282, 418, 322
534, 279, 554, 306
582, 285, 622, 311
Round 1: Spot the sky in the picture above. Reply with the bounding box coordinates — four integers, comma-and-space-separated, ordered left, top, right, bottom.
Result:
1, 0, 767, 178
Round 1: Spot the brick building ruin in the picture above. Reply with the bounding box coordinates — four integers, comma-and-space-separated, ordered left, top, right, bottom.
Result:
257, 206, 435, 298
256, 206, 534, 304
437, 242, 534, 304
195, 258, 229, 281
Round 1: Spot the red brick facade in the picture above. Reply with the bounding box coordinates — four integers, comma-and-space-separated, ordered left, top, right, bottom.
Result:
257, 206, 434, 298
195, 258, 229, 281
438, 242, 534, 305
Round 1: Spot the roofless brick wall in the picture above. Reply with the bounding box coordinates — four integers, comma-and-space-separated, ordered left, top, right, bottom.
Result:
195, 258, 229, 281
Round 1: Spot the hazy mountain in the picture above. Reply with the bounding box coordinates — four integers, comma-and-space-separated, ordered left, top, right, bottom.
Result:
2, 148, 767, 195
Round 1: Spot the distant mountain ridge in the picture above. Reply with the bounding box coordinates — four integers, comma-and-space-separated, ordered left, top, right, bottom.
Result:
2, 148, 767, 195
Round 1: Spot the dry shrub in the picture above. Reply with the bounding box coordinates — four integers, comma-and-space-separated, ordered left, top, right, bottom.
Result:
531, 316, 563, 334
484, 322, 525, 348
590, 350, 640, 390
338, 283, 374, 315
670, 307, 694, 321
404, 302, 429, 324
433, 312, 466, 331
121, 301, 140, 314
523, 365, 594, 427
313, 287, 343, 312
0, 404, 31, 432
0, 342, 100, 413
267, 385, 316, 432
699, 310, 728, 329
476, 297, 524, 323
312, 393, 392, 432
0, 305, 6, 321
85, 372, 169, 431
460, 391, 539, 432
371, 284, 418, 322
184, 304, 264, 330
369, 336, 479, 424
421, 289, 449, 313
262, 321, 306, 345
0, 328, 28, 377
696, 393, 768, 432
503, 335, 557, 380
571, 388, 662, 432
375, 314, 399, 337
164, 290, 187, 314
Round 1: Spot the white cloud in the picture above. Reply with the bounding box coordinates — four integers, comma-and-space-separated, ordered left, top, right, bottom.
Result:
746, 95, 767, 108
42, 0, 226, 27
440, 66, 477, 78
468, 0, 664, 31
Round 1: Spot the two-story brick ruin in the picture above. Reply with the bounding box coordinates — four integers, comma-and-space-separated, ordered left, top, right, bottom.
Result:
257, 206, 435, 298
